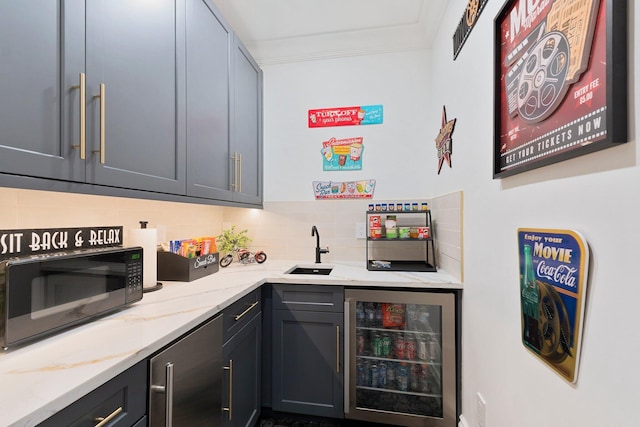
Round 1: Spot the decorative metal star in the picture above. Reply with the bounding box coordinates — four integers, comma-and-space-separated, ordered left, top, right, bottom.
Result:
435, 106, 457, 174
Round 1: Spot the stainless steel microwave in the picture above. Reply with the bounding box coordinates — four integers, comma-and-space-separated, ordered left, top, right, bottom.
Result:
0, 246, 144, 349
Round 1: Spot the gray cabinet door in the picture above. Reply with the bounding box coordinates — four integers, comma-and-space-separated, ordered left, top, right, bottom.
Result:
272, 309, 344, 418
85, 0, 186, 194
231, 36, 263, 205
0, 0, 86, 181
223, 312, 262, 427
185, 0, 234, 200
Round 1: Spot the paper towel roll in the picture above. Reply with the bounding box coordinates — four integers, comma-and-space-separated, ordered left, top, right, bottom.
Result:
127, 225, 157, 289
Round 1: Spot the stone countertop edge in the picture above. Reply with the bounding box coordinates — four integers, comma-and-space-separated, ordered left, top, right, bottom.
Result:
0, 260, 462, 427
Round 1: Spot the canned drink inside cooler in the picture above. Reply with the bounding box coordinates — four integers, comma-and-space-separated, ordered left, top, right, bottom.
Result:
385, 362, 395, 388
396, 364, 409, 391
405, 335, 416, 360
356, 331, 365, 355
381, 333, 391, 357
372, 333, 383, 357
370, 363, 379, 388
395, 335, 406, 359
378, 362, 387, 388
417, 337, 428, 361
374, 303, 383, 327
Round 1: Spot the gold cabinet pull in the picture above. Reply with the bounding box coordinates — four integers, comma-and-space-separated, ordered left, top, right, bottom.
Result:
93, 83, 106, 164
71, 72, 86, 159
231, 152, 240, 191
234, 301, 259, 321
336, 325, 340, 374
93, 406, 123, 427
223, 359, 233, 420
238, 152, 242, 193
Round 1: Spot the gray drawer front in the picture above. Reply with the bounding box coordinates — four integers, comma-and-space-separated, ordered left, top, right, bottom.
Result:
223, 288, 261, 341
272, 284, 343, 312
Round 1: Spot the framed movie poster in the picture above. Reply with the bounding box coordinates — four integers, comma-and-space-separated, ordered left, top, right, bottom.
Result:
493, 0, 628, 178
518, 228, 589, 383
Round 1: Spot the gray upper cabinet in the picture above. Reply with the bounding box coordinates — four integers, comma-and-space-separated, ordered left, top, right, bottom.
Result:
0, 0, 86, 181
230, 36, 263, 205
85, 0, 186, 194
186, 0, 234, 201
0, 0, 261, 206
186, 1, 263, 207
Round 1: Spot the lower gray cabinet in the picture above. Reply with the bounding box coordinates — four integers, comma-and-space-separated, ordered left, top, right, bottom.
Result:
271, 284, 344, 419
222, 312, 262, 427
37, 360, 147, 427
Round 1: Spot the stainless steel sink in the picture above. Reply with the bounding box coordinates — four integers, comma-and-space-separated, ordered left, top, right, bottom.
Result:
285, 266, 333, 275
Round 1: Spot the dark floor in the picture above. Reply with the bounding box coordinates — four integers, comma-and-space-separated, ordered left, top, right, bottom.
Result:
259, 412, 396, 427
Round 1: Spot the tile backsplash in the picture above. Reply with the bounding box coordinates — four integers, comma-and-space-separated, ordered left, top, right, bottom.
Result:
0, 187, 463, 281
0, 187, 224, 245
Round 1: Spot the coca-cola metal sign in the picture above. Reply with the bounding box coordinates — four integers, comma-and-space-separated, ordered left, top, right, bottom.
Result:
517, 228, 589, 383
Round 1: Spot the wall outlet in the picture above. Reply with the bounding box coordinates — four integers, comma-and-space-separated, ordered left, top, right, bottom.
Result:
355, 222, 366, 239
476, 393, 487, 427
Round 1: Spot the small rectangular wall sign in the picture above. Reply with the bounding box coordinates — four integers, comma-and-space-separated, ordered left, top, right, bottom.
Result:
0, 226, 123, 259
321, 137, 364, 171
308, 105, 383, 128
312, 180, 375, 199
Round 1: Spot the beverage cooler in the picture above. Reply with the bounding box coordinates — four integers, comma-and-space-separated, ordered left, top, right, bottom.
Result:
344, 289, 459, 427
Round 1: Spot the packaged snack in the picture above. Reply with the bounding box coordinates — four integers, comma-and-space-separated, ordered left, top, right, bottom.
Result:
382, 303, 406, 328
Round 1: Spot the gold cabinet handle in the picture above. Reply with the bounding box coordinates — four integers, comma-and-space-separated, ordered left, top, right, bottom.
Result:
93, 83, 106, 164
93, 406, 123, 427
234, 301, 259, 321
71, 72, 86, 159
231, 152, 240, 191
336, 325, 340, 374
238, 152, 242, 193
223, 359, 233, 420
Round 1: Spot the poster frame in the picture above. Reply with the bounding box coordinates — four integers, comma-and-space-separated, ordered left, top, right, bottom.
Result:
493, 0, 628, 178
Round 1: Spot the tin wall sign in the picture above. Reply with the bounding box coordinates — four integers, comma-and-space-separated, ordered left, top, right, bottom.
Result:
308, 105, 383, 128
453, 0, 489, 59
0, 226, 123, 259
494, 0, 628, 178
312, 180, 375, 199
321, 137, 364, 171
517, 228, 589, 383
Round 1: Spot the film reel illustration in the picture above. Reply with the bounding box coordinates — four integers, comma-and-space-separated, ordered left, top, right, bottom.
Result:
537, 280, 572, 364
516, 31, 570, 123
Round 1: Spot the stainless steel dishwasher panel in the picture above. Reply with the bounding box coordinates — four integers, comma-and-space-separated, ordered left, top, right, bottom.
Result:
149, 315, 223, 426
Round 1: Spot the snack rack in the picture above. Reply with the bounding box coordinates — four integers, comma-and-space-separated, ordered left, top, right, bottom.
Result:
366, 210, 436, 272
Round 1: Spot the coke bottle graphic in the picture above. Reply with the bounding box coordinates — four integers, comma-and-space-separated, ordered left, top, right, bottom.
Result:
521, 244, 541, 350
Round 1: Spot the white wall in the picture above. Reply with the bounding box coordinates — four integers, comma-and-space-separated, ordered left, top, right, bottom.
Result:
429, 1, 639, 427
262, 51, 433, 201
261, 1, 640, 426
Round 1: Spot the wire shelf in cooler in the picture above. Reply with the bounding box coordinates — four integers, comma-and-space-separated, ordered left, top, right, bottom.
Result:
355, 385, 442, 399
355, 325, 440, 337
356, 354, 442, 367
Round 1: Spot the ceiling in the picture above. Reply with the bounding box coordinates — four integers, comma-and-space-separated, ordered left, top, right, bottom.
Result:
210, 0, 449, 66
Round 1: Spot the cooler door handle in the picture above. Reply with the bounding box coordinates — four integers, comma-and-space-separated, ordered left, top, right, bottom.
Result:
343, 300, 350, 413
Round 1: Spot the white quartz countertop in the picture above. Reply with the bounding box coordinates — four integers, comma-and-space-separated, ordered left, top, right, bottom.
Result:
0, 260, 461, 427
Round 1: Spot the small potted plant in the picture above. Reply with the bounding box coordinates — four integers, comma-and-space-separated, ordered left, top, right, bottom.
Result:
217, 225, 252, 255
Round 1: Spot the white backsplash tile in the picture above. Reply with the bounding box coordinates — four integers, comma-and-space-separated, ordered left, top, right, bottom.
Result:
0, 187, 463, 281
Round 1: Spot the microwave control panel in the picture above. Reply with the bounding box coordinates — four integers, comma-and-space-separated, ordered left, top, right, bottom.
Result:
126, 252, 144, 302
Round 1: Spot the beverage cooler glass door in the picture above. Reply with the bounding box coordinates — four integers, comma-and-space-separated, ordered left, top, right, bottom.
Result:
344, 289, 457, 427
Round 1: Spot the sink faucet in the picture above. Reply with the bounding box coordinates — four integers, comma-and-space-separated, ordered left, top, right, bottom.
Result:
311, 225, 329, 263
